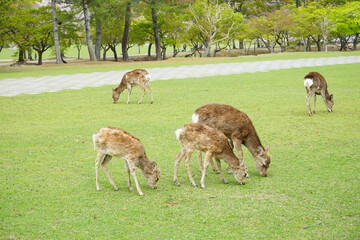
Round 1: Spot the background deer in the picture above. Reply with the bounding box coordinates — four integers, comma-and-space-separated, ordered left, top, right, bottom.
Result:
192, 103, 271, 177
93, 127, 160, 196
174, 123, 247, 189
112, 69, 154, 104
304, 72, 334, 116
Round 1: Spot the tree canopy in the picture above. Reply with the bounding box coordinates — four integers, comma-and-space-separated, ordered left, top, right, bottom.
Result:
0, 0, 358, 64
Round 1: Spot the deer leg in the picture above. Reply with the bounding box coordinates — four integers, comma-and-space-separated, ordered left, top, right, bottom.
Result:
184, 151, 197, 187
126, 159, 144, 196
125, 161, 134, 192
198, 151, 203, 173
313, 94, 317, 114
101, 155, 119, 191
126, 85, 132, 104
174, 149, 185, 186
137, 85, 146, 104
210, 157, 219, 174
146, 85, 154, 104
215, 157, 229, 184
306, 91, 315, 116
95, 152, 106, 191
200, 152, 212, 189
232, 138, 249, 177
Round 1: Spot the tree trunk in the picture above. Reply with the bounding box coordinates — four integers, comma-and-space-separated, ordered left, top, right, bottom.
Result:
76, 44, 82, 59
95, 18, 102, 61
37, 50, 43, 65
161, 46, 166, 60
148, 43, 152, 57
204, 38, 211, 57
83, 0, 96, 61
51, 0, 62, 64
239, 40, 243, 49
17, 48, 26, 64
353, 33, 358, 50
110, 44, 118, 61
150, 1, 161, 60
173, 45, 178, 57
122, 1, 131, 61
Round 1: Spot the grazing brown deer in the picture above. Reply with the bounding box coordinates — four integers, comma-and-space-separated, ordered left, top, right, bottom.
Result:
174, 123, 247, 189
192, 103, 271, 177
112, 69, 154, 104
304, 72, 334, 116
93, 127, 160, 196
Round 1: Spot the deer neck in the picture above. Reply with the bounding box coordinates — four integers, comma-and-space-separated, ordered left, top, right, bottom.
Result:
244, 130, 263, 157
115, 83, 127, 94
324, 89, 332, 100
220, 151, 237, 167
136, 155, 152, 172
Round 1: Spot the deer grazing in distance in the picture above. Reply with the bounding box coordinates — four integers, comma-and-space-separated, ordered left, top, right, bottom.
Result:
93, 127, 160, 196
112, 69, 154, 104
304, 72, 334, 116
174, 123, 247, 189
192, 103, 271, 177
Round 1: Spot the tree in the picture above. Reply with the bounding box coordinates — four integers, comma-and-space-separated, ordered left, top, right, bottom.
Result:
142, 0, 162, 60
331, 2, 360, 51
28, 7, 54, 65
51, 0, 63, 64
82, 0, 96, 61
188, 0, 242, 57
122, 0, 132, 61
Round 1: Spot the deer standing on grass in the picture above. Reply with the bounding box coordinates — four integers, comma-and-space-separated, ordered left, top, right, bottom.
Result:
192, 103, 271, 177
304, 72, 334, 116
112, 69, 154, 104
174, 123, 247, 189
93, 127, 160, 196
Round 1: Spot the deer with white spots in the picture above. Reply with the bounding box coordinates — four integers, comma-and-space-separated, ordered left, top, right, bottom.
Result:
304, 72, 334, 116
174, 123, 247, 189
112, 69, 153, 104
93, 127, 160, 196
192, 103, 271, 177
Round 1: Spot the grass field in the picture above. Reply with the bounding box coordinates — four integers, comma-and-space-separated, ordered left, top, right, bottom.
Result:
0, 53, 359, 239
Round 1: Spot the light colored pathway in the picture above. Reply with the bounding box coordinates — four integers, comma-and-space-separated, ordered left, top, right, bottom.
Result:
1, 56, 360, 97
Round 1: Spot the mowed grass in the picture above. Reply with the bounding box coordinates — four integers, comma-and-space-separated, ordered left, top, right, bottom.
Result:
0, 61, 359, 239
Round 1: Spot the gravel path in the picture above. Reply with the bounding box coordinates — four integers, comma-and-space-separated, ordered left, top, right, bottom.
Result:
1, 56, 359, 97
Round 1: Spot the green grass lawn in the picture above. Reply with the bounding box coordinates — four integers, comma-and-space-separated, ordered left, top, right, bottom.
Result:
0, 55, 359, 239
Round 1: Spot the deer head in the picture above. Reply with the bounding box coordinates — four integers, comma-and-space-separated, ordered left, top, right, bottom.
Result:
143, 161, 160, 189
326, 94, 334, 112
112, 88, 120, 104
254, 145, 271, 177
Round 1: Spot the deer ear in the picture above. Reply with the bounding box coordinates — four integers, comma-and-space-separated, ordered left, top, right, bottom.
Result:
265, 145, 270, 152
330, 94, 334, 101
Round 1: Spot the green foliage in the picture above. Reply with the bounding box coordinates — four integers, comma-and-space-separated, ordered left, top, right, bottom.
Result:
0, 55, 359, 239
331, 1, 360, 36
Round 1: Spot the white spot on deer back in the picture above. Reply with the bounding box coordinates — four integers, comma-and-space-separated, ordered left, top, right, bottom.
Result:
304, 78, 313, 88
192, 113, 199, 123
